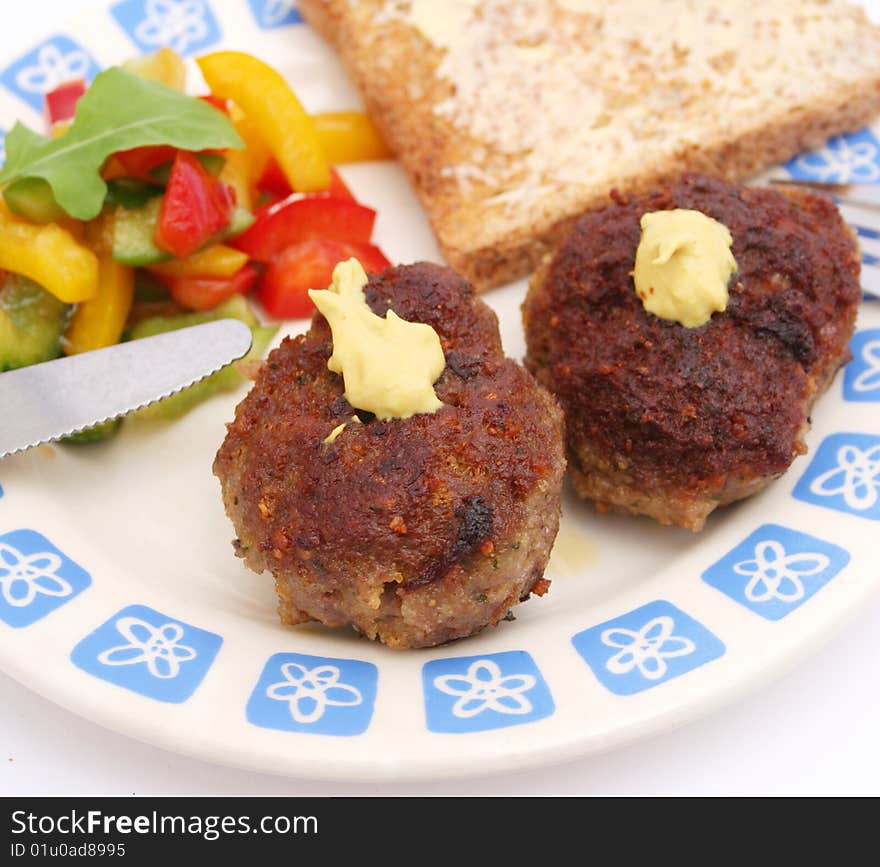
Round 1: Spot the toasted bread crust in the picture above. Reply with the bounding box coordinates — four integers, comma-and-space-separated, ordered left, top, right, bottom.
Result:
300, 0, 880, 289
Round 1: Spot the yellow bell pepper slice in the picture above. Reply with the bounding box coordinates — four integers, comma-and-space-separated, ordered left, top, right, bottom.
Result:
122, 47, 187, 90
51, 121, 72, 139
218, 149, 254, 213
147, 244, 249, 279
0, 202, 98, 303
228, 103, 271, 183
63, 256, 134, 354
313, 112, 392, 163
198, 52, 330, 193
101, 156, 128, 181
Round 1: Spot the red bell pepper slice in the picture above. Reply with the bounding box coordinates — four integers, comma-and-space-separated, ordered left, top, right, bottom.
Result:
257, 239, 390, 319
199, 94, 229, 114
44, 79, 86, 129
232, 194, 375, 261
155, 151, 235, 259
164, 262, 258, 311
255, 156, 291, 201
115, 145, 178, 180
326, 169, 355, 202
256, 159, 355, 203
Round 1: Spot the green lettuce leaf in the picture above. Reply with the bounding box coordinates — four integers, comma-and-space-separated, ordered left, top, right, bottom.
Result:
0, 67, 243, 221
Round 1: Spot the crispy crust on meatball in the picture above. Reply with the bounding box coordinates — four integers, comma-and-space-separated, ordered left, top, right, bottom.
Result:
215, 263, 565, 648
523, 175, 861, 531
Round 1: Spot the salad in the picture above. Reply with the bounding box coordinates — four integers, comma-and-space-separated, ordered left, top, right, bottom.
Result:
0, 47, 391, 439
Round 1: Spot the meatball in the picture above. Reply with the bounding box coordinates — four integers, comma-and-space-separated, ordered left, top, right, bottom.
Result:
215, 262, 565, 648
523, 174, 861, 531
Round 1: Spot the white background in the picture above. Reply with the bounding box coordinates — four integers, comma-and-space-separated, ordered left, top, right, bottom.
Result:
1, 0, 879, 796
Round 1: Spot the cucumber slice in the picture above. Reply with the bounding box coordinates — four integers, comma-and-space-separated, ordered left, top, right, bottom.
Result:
105, 178, 163, 210
62, 418, 122, 445
128, 295, 258, 339
111, 199, 253, 266
223, 205, 255, 239
129, 297, 272, 421
0, 274, 71, 372
110, 197, 170, 266
198, 152, 227, 177
3, 177, 66, 224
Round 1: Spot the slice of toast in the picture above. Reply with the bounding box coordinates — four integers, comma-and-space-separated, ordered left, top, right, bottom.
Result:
300, 0, 880, 289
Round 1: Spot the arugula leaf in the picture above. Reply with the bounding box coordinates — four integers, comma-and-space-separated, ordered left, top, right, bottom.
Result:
0, 67, 243, 221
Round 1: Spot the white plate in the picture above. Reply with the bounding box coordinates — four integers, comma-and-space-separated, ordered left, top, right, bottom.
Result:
1, 0, 879, 782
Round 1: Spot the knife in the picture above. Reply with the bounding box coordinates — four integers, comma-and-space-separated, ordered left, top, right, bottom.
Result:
764, 178, 880, 211
0, 318, 253, 459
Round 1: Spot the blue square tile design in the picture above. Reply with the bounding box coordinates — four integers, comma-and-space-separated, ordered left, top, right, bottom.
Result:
785, 127, 880, 184
843, 330, 880, 402
247, 652, 377, 736
110, 0, 221, 56
793, 432, 880, 521
702, 524, 849, 621
572, 600, 725, 696
1, 35, 100, 112
247, 0, 303, 28
422, 650, 554, 734
71, 604, 221, 703
0, 530, 91, 628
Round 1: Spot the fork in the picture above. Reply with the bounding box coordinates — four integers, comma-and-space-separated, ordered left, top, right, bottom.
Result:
765, 179, 880, 299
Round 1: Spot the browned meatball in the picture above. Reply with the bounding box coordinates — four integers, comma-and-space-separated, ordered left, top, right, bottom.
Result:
215, 262, 565, 648
523, 175, 861, 531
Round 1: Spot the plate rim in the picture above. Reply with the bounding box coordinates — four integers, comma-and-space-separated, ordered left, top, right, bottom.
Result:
1, 0, 880, 783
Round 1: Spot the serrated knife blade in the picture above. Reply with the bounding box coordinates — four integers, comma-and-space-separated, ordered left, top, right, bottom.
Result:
0, 318, 253, 459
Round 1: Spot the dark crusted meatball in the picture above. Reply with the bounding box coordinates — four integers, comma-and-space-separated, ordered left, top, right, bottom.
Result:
523, 174, 861, 531
215, 262, 565, 648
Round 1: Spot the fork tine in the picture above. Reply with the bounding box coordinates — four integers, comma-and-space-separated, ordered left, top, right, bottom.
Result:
766, 178, 880, 211
862, 263, 880, 300
860, 242, 880, 265
836, 202, 880, 289
854, 223, 880, 241
837, 201, 880, 233
758, 187, 880, 297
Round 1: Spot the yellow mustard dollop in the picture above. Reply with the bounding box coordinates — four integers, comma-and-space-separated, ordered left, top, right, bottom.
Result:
632, 209, 737, 328
308, 259, 445, 420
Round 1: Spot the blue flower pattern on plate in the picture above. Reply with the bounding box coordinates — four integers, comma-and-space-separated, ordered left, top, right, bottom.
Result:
793, 432, 880, 520
247, 652, 377, 735
71, 604, 221, 702
422, 651, 553, 733
0, 0, 876, 748
786, 127, 880, 184
572, 601, 725, 696
844, 330, 880, 402
1, 35, 100, 112
247, 0, 302, 28
702, 524, 849, 621
110, 0, 221, 56
0, 530, 91, 628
